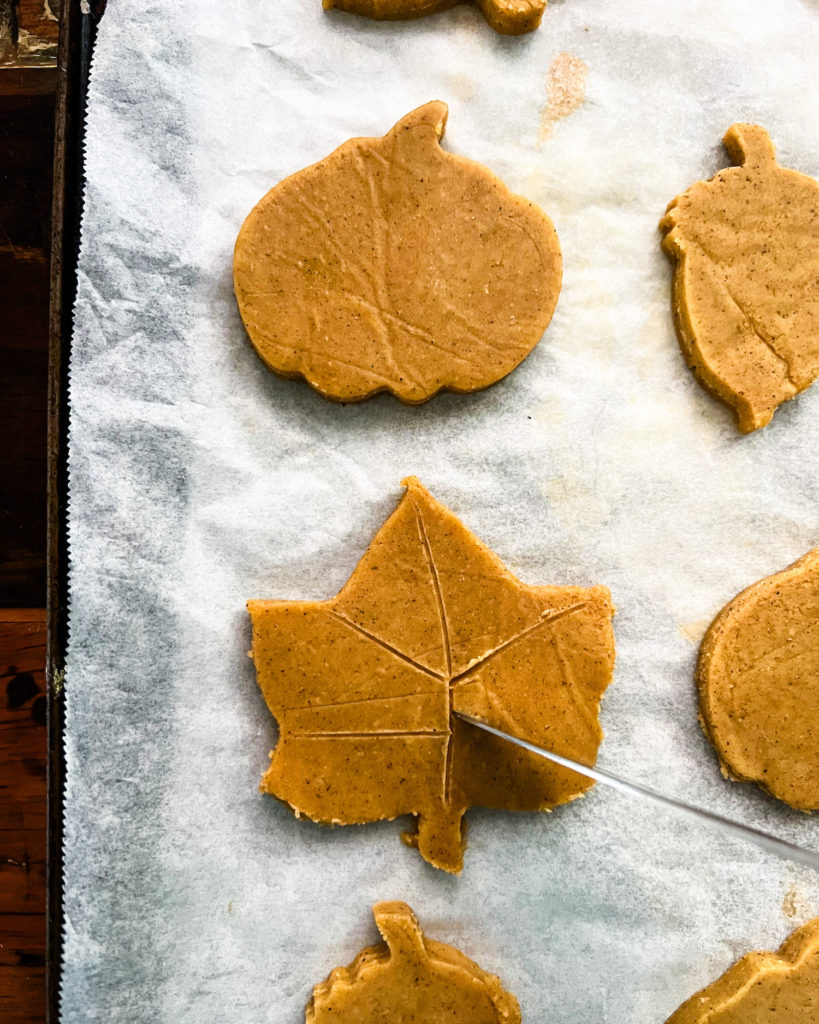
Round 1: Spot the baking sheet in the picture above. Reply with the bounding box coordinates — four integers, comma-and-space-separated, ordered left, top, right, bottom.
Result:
63, 1, 819, 1020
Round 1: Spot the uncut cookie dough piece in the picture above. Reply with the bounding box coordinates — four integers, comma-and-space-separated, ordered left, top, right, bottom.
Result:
697, 548, 819, 810
322, 0, 547, 35
307, 902, 521, 1024
234, 102, 561, 404
248, 477, 615, 873
660, 125, 819, 433
665, 917, 819, 1023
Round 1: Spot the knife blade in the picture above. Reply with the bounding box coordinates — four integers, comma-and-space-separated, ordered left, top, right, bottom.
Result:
454, 712, 819, 871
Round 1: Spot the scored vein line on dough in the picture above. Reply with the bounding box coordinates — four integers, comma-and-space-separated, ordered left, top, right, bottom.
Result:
353, 138, 444, 391
735, 619, 817, 679
289, 730, 450, 739
297, 151, 423, 392
465, 684, 591, 779
291, 183, 380, 303
282, 188, 421, 399
548, 628, 597, 733
259, 337, 398, 389
412, 504, 453, 678
689, 241, 797, 385
347, 147, 413, 389
338, 288, 476, 366
326, 608, 446, 681
500, 213, 550, 276
449, 601, 588, 686
413, 501, 457, 802
281, 690, 444, 714
477, 685, 533, 744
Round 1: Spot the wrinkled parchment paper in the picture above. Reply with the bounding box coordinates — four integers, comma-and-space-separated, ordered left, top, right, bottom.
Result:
63, 1, 819, 1020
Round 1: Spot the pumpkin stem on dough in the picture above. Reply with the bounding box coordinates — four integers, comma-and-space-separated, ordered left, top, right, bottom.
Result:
373, 902, 428, 961
389, 101, 449, 143
723, 123, 776, 170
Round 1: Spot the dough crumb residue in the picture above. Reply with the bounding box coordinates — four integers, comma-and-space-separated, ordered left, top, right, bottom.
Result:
782, 884, 810, 922
540, 53, 588, 142
448, 72, 476, 102
679, 618, 711, 644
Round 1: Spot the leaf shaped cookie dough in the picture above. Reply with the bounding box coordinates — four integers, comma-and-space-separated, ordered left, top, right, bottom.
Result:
248, 477, 615, 872
234, 102, 562, 404
698, 548, 819, 811
322, 0, 546, 35
660, 125, 819, 432
665, 917, 819, 1023
307, 902, 520, 1023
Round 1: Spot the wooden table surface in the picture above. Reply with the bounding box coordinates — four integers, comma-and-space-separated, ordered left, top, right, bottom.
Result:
2, 2, 62, 1021
0, 611, 47, 1024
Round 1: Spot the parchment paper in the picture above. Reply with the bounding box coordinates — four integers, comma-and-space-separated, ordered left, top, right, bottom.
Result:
63, 1, 819, 1020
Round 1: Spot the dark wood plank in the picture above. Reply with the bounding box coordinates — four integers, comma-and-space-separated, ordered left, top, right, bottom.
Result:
0, 9, 59, 1022
0, 85, 54, 607
0, 0, 76, 1019
0, 68, 57, 96
0, 610, 47, 1024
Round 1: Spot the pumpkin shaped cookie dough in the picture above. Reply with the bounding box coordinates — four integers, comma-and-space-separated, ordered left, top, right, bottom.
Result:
666, 917, 819, 1023
248, 478, 615, 873
660, 125, 819, 432
322, 0, 546, 35
234, 102, 562, 404
307, 902, 521, 1024
698, 548, 819, 810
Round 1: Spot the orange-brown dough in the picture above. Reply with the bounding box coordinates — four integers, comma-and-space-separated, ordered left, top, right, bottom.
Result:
322, 0, 546, 35
665, 917, 819, 1023
248, 478, 615, 872
697, 548, 819, 811
660, 125, 819, 432
306, 902, 520, 1024
234, 102, 561, 404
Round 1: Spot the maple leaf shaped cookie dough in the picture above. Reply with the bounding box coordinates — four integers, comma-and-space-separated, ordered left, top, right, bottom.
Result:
660, 125, 819, 432
307, 902, 520, 1023
698, 548, 819, 811
322, 0, 546, 35
234, 102, 562, 404
665, 916, 819, 1023
248, 477, 615, 873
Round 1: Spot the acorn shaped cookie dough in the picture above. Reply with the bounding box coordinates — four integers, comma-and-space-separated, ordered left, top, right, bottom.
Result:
697, 548, 819, 810
322, 0, 547, 36
660, 125, 819, 432
234, 102, 562, 404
